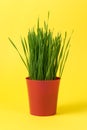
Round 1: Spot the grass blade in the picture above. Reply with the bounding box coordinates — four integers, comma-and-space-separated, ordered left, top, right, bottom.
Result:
60, 47, 70, 77
8, 37, 28, 70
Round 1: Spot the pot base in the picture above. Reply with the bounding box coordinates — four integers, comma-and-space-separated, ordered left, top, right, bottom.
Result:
26, 77, 60, 116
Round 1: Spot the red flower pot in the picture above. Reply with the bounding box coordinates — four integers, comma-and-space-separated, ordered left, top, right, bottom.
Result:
26, 77, 60, 116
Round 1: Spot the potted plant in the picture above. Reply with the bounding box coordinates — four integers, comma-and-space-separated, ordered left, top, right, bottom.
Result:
9, 14, 72, 116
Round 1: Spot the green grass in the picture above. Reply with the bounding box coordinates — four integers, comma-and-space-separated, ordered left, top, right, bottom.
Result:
9, 14, 72, 80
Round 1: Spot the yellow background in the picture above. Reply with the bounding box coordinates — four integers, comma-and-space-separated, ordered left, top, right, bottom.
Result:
0, 0, 87, 129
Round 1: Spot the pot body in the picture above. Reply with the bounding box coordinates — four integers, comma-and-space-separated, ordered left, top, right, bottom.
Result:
26, 77, 60, 116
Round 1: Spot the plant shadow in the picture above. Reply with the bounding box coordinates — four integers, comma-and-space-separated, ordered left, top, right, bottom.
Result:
57, 101, 87, 115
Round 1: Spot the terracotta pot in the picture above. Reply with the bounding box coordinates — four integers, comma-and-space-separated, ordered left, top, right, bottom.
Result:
26, 77, 60, 116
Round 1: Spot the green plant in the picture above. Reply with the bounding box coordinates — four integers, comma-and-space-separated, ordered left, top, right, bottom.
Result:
9, 15, 72, 80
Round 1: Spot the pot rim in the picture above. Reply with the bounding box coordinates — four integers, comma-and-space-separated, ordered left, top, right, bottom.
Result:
26, 77, 60, 81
